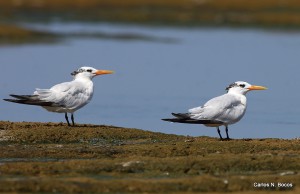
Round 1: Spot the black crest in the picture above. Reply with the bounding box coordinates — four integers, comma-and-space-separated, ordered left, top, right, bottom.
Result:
225, 82, 238, 92
71, 68, 84, 76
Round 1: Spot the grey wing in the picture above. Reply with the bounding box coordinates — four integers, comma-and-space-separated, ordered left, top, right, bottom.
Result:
34, 82, 72, 104
35, 81, 92, 110
188, 94, 242, 123
4, 81, 90, 110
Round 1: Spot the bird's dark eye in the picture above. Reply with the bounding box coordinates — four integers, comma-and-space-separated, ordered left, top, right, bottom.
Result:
87, 69, 92, 73
239, 84, 245, 88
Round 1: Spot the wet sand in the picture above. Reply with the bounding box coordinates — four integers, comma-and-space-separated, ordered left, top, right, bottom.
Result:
0, 121, 299, 193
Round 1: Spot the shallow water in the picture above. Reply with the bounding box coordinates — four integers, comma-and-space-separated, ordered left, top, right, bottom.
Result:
1, 22, 300, 139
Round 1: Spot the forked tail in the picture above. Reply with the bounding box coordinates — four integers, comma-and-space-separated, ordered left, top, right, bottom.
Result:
162, 112, 224, 125
3, 94, 62, 107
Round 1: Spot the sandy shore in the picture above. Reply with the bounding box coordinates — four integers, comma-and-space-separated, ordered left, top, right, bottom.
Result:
0, 121, 299, 193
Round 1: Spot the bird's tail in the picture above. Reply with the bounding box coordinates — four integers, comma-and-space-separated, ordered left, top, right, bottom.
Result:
3, 94, 62, 107
162, 112, 224, 125
162, 112, 197, 124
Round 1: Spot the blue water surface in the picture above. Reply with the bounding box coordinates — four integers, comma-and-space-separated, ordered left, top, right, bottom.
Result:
1, 23, 300, 139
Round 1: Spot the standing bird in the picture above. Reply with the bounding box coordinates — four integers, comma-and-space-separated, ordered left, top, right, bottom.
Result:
4, 66, 114, 126
162, 81, 267, 140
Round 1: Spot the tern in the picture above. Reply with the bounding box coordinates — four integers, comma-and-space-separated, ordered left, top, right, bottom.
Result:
4, 66, 113, 126
162, 81, 267, 140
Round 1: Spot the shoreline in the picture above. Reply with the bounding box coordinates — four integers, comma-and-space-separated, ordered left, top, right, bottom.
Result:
2, 0, 300, 45
0, 121, 299, 193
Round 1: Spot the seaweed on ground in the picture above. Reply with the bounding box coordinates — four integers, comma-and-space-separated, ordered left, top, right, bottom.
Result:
0, 121, 299, 193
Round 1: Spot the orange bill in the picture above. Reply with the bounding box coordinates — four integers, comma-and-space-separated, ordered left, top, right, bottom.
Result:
95, 70, 114, 75
248, 85, 267, 90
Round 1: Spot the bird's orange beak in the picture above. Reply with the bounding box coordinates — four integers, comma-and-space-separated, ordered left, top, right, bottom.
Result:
95, 70, 114, 75
248, 85, 268, 90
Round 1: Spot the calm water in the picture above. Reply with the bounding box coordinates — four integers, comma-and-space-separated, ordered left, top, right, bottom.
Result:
1, 23, 300, 139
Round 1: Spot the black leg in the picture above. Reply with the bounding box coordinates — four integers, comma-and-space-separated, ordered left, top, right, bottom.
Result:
71, 113, 75, 126
65, 113, 71, 126
217, 127, 223, 140
225, 126, 230, 139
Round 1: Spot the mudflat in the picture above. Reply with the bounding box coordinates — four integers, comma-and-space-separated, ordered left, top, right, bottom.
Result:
0, 121, 299, 193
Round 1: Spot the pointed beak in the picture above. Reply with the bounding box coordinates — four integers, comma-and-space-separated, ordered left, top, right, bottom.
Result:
248, 85, 268, 90
95, 70, 114, 76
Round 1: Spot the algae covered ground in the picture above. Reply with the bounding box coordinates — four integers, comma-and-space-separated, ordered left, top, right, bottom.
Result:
0, 121, 299, 193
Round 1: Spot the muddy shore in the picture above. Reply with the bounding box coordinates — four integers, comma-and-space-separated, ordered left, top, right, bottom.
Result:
0, 121, 299, 193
